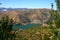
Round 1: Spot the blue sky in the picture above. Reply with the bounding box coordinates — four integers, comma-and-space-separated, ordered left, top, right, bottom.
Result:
0, 0, 56, 9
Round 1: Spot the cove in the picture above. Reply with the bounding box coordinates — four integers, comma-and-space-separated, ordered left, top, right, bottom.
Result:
13, 24, 41, 30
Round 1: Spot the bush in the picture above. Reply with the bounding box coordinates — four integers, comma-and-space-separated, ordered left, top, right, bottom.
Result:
0, 14, 15, 40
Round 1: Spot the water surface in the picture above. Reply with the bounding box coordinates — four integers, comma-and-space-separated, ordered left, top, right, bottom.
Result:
13, 24, 40, 30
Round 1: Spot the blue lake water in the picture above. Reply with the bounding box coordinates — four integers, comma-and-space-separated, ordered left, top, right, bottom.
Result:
13, 24, 40, 30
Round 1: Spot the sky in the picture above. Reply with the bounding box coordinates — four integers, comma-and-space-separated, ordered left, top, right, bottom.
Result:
0, 0, 56, 9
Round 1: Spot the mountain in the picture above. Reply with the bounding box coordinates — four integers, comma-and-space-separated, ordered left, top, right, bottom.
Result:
0, 7, 28, 12
0, 8, 50, 24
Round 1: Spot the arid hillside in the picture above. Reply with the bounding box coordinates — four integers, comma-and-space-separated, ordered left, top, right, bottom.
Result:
0, 9, 50, 24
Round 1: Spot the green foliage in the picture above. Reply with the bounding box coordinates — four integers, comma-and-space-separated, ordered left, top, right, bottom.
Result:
54, 0, 60, 28
49, 0, 60, 28
58, 31, 60, 40
44, 34, 50, 40
0, 14, 15, 40
55, 0, 60, 11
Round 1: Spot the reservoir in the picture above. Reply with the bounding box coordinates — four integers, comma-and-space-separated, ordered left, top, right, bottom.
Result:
13, 24, 40, 30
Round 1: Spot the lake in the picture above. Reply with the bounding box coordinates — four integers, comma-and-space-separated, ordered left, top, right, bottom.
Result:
13, 24, 41, 30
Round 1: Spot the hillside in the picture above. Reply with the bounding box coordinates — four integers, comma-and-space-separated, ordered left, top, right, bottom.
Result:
0, 8, 50, 24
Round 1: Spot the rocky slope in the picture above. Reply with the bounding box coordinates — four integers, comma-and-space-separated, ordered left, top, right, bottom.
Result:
0, 8, 50, 24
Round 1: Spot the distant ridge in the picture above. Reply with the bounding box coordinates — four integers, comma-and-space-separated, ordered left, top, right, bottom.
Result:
0, 7, 28, 12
